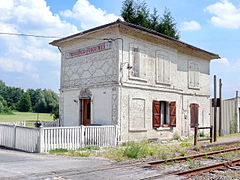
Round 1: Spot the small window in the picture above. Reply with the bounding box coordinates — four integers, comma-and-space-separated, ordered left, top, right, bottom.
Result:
153, 100, 176, 128
188, 61, 200, 88
156, 53, 170, 84
129, 45, 147, 79
161, 101, 169, 126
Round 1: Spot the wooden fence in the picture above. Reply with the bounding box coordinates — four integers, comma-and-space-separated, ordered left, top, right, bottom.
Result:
0, 124, 117, 153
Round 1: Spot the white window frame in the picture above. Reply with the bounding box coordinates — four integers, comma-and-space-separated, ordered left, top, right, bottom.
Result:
188, 61, 200, 89
129, 44, 148, 82
155, 51, 171, 85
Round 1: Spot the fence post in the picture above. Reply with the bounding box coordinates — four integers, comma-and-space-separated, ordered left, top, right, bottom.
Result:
38, 128, 44, 153
114, 125, 118, 146
194, 124, 199, 146
13, 125, 17, 149
210, 125, 213, 143
81, 125, 85, 148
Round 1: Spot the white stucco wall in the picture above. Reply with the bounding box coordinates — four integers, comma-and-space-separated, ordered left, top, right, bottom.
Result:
117, 32, 211, 141
62, 86, 116, 126
91, 87, 112, 125
119, 87, 211, 142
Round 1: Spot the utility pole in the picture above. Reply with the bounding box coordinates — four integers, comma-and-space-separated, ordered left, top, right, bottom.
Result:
213, 75, 217, 142
219, 79, 222, 136
236, 90, 239, 133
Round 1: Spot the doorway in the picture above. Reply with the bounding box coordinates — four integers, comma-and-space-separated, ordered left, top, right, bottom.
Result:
81, 99, 91, 126
190, 103, 199, 128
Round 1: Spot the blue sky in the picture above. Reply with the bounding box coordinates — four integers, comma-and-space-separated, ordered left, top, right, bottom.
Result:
0, 0, 239, 98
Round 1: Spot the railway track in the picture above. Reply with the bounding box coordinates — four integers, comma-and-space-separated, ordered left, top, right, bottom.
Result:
142, 146, 240, 179
175, 158, 240, 177
148, 146, 240, 167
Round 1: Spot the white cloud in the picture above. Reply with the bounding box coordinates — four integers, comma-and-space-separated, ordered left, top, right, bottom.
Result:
0, 0, 79, 78
0, 58, 34, 72
13, 46, 60, 63
205, 0, 240, 29
181, 21, 201, 31
60, 0, 121, 29
212, 57, 230, 65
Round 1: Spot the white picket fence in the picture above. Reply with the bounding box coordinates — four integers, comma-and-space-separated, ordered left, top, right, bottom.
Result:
0, 124, 117, 153
0, 120, 59, 127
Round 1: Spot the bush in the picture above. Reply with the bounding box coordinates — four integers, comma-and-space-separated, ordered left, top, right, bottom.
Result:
123, 143, 141, 158
0, 96, 13, 114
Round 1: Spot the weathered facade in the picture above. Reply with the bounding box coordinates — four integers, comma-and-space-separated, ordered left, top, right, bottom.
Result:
51, 20, 219, 142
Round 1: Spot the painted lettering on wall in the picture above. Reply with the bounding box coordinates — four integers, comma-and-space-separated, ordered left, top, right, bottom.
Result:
66, 42, 112, 59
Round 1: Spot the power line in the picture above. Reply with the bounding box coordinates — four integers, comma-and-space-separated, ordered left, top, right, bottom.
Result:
0, 32, 118, 41
0, 32, 62, 39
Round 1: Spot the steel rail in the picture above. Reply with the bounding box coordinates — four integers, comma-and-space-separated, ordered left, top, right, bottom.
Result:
148, 146, 240, 167
175, 159, 240, 177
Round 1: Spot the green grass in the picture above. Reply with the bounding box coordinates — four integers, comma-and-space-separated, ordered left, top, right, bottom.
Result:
0, 111, 54, 122
49, 148, 68, 153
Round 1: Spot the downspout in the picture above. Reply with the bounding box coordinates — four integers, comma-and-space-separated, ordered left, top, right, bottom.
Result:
57, 46, 63, 126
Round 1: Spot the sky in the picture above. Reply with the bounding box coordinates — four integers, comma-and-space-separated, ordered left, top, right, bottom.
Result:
0, 0, 240, 99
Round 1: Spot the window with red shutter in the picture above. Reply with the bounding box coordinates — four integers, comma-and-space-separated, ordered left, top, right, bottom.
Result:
153, 100, 161, 128
169, 101, 176, 127
190, 103, 199, 128
153, 100, 177, 128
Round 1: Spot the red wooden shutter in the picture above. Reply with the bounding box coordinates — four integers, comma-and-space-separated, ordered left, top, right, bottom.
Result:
190, 103, 199, 128
169, 101, 176, 127
153, 100, 161, 128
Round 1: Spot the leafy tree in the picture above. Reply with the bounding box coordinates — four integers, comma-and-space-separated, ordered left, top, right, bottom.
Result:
0, 96, 12, 114
0, 80, 59, 116
34, 91, 47, 113
0, 81, 24, 107
16, 92, 32, 112
121, 0, 180, 39
157, 9, 180, 39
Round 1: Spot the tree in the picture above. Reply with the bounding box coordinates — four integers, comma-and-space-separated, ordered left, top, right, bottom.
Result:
0, 96, 12, 114
121, 0, 180, 39
16, 92, 32, 112
157, 9, 180, 39
0, 81, 24, 107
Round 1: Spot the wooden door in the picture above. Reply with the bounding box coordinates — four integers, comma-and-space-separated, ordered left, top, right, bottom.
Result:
190, 103, 199, 128
82, 99, 91, 126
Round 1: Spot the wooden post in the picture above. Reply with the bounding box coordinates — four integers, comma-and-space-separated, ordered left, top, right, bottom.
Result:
210, 125, 213, 143
81, 125, 85, 148
236, 91, 239, 133
194, 124, 199, 146
219, 79, 222, 136
213, 75, 217, 142
13, 125, 17, 149
38, 128, 44, 153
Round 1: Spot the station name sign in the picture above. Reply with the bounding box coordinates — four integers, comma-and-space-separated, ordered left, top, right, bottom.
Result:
65, 42, 112, 59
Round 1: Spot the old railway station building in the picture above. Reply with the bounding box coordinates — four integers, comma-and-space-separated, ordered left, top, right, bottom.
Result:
51, 19, 220, 142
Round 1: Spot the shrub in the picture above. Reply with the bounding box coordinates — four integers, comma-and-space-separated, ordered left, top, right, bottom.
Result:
199, 132, 205, 137
123, 143, 141, 158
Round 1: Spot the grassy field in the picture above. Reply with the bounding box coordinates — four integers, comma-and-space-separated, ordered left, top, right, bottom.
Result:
0, 111, 54, 122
